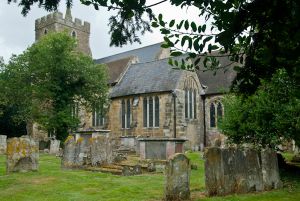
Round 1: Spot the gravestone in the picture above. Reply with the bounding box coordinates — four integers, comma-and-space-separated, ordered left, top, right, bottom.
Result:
62, 136, 76, 168
0, 135, 7, 154
6, 136, 39, 173
75, 137, 86, 166
204, 147, 282, 196
165, 153, 190, 201
90, 136, 114, 166
49, 140, 60, 155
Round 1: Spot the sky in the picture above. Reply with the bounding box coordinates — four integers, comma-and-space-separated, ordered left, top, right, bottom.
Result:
0, 0, 201, 62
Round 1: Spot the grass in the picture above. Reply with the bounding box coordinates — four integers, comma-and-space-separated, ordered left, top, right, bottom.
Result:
0, 152, 299, 201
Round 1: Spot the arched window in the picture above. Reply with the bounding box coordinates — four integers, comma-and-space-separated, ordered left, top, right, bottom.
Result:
92, 105, 105, 127
194, 89, 197, 119
210, 103, 216, 128
71, 30, 76, 38
44, 29, 48, 35
155, 96, 159, 127
185, 89, 188, 118
189, 89, 193, 118
217, 102, 223, 123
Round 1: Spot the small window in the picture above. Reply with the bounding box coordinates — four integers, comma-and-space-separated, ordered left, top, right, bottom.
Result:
185, 88, 197, 119
44, 29, 48, 35
210, 103, 216, 128
71, 30, 76, 38
193, 89, 197, 119
217, 102, 223, 122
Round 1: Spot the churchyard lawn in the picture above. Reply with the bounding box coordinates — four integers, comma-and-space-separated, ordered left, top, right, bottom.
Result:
0, 152, 299, 201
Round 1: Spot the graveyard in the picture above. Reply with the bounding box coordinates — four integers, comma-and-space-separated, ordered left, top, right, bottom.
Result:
0, 151, 300, 201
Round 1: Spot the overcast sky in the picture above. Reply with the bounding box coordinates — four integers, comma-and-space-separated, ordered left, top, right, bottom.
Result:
0, 0, 201, 62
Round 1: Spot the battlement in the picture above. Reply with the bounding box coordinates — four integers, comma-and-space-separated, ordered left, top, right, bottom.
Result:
35, 11, 90, 33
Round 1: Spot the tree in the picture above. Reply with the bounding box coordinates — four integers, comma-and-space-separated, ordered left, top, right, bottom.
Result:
0, 32, 108, 141
220, 69, 300, 149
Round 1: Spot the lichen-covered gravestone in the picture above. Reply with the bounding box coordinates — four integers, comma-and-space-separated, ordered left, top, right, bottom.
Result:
62, 136, 76, 168
165, 153, 190, 201
6, 136, 39, 173
49, 140, 60, 155
204, 147, 282, 196
0, 135, 7, 154
90, 136, 114, 166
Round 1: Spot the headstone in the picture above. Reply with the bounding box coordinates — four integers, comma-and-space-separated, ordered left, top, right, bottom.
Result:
261, 149, 283, 190
62, 136, 76, 168
90, 136, 114, 166
49, 140, 60, 155
165, 153, 190, 201
0, 135, 7, 154
6, 136, 39, 173
204, 147, 282, 196
75, 137, 86, 166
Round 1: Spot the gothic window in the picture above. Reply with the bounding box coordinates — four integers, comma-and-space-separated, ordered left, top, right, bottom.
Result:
193, 89, 197, 119
185, 89, 197, 119
185, 89, 188, 118
71, 102, 79, 118
92, 105, 105, 127
217, 102, 223, 122
210, 103, 216, 128
71, 30, 77, 38
189, 89, 193, 118
143, 96, 160, 128
210, 100, 224, 128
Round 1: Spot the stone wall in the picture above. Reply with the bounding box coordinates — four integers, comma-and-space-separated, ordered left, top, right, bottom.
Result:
165, 153, 190, 201
204, 147, 282, 196
0, 135, 7, 154
6, 136, 39, 173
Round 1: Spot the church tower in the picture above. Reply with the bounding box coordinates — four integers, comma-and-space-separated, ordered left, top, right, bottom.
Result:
35, 7, 92, 56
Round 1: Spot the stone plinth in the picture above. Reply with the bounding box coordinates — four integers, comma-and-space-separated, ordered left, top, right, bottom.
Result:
49, 140, 60, 155
0, 135, 7, 154
204, 147, 282, 196
165, 153, 190, 201
120, 136, 136, 150
138, 138, 186, 160
6, 136, 39, 173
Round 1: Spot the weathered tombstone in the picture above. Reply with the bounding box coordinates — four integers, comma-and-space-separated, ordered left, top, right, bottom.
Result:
75, 137, 86, 166
261, 149, 283, 190
0, 135, 7, 154
204, 147, 282, 196
62, 136, 76, 168
165, 153, 190, 201
90, 136, 114, 166
6, 136, 39, 173
49, 140, 60, 155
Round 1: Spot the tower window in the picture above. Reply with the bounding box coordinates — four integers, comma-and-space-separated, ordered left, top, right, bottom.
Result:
71, 31, 77, 38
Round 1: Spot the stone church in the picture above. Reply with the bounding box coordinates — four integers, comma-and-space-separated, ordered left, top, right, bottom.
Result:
31, 9, 236, 150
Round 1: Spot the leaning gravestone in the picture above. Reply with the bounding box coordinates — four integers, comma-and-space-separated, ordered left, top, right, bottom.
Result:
6, 136, 39, 173
0, 135, 7, 154
90, 136, 114, 166
49, 139, 60, 155
165, 153, 190, 201
61, 136, 76, 168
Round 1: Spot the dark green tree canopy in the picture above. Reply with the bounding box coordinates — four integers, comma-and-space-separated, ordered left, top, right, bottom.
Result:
0, 32, 108, 141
